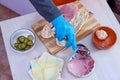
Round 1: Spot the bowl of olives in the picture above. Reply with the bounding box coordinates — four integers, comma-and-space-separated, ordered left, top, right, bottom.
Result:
10, 28, 36, 54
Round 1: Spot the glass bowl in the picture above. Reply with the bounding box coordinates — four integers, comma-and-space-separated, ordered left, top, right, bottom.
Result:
10, 28, 36, 54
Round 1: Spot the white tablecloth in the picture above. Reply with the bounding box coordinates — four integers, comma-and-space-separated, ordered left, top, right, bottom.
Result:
1, 0, 120, 80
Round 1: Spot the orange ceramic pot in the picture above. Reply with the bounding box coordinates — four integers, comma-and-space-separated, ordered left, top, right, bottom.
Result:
92, 26, 117, 49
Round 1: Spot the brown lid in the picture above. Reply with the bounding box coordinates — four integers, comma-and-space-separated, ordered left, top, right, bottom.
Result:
92, 26, 117, 49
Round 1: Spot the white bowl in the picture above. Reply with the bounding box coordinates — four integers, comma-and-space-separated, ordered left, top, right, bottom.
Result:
10, 28, 36, 54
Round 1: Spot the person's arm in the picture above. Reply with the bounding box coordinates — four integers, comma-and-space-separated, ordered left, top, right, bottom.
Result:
30, 0, 61, 22
30, 0, 77, 51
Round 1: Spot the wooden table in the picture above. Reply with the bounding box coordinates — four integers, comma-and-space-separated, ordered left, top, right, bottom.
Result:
0, 4, 19, 80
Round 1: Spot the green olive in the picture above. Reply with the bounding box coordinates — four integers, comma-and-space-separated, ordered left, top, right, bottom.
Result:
14, 43, 19, 48
24, 38, 28, 44
21, 43, 26, 49
27, 35, 34, 41
18, 36, 25, 42
25, 46, 30, 50
27, 41, 33, 46
16, 47, 20, 50
16, 40, 21, 44
17, 44, 22, 50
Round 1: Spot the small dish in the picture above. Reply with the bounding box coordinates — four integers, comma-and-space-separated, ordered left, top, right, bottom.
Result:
69, 44, 90, 61
10, 28, 36, 54
68, 44, 95, 77
92, 26, 117, 49
67, 55, 95, 78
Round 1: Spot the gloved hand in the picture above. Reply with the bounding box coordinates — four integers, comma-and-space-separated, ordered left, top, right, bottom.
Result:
51, 15, 77, 51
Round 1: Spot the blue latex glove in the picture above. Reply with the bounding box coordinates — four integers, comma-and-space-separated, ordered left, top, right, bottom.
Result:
51, 15, 77, 51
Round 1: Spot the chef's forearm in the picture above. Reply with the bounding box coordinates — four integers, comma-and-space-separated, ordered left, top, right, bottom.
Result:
30, 0, 61, 22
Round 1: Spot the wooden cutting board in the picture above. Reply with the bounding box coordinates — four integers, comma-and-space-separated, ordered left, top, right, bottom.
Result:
32, 1, 100, 55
